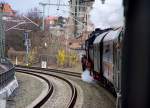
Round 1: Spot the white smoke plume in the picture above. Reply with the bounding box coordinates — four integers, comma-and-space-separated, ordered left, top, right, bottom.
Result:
90, 0, 124, 29
81, 69, 94, 83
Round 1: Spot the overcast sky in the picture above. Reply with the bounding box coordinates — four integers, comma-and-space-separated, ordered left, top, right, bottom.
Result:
0, 0, 69, 17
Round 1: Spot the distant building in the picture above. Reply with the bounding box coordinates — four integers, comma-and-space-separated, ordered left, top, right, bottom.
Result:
45, 16, 67, 29
67, 0, 94, 52
45, 16, 58, 26
45, 16, 68, 38
68, 0, 94, 38
0, 3, 16, 16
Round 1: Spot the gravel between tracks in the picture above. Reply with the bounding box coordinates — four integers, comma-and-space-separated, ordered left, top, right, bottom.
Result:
6, 72, 46, 108
49, 64, 115, 107
68, 78, 116, 108
40, 74, 72, 108
80, 81, 115, 108
11, 66, 116, 108
47, 72, 116, 108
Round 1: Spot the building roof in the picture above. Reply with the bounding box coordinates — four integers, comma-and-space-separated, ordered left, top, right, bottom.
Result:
46, 16, 58, 20
0, 3, 12, 13
69, 42, 81, 49
0, 3, 15, 16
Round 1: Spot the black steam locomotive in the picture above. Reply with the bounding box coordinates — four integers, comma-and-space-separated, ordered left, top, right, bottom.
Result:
82, 27, 123, 95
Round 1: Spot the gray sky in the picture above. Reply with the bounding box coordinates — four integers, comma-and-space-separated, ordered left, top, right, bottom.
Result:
0, 0, 69, 16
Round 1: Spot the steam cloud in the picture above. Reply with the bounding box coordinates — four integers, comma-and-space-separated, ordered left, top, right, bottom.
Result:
90, 0, 124, 29
81, 69, 94, 83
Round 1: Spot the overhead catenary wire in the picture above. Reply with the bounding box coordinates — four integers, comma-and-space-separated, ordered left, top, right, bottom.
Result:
39, 0, 86, 32
5, 15, 40, 31
23, 15, 39, 27
61, 9, 86, 27
39, 2, 87, 8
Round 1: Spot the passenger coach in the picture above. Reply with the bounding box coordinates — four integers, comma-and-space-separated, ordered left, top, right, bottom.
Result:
83, 28, 123, 95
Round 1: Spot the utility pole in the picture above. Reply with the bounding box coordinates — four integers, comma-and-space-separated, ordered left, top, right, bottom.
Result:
0, 12, 5, 58
39, 2, 87, 31
40, 3, 46, 31
2, 12, 39, 65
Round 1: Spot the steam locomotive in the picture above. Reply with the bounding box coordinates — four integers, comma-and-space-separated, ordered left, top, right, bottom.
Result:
82, 27, 123, 95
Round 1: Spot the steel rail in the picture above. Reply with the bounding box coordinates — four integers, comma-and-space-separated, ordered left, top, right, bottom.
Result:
16, 67, 78, 108
16, 70, 54, 108
15, 65, 117, 97
15, 65, 81, 78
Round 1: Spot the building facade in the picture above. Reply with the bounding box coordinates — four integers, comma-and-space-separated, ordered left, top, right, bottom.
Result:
68, 0, 94, 38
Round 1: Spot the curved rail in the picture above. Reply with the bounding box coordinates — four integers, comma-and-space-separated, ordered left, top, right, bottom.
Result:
16, 67, 78, 108
16, 70, 54, 108
16, 65, 81, 78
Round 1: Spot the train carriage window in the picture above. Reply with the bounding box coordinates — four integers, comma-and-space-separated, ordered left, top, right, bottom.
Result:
105, 45, 110, 53
103, 42, 113, 63
94, 44, 100, 72
89, 48, 94, 61
97, 44, 100, 71
118, 51, 121, 70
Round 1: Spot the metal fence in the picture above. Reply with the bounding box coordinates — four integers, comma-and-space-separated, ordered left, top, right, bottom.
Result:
0, 58, 15, 90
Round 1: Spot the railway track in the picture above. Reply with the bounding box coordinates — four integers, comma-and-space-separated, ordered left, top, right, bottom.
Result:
16, 65, 81, 78
16, 67, 78, 108
18, 71, 54, 108
16, 65, 115, 96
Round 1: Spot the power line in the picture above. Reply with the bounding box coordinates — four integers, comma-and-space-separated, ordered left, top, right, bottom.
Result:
39, 2, 87, 7
61, 9, 86, 26
5, 15, 40, 32
23, 15, 39, 27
